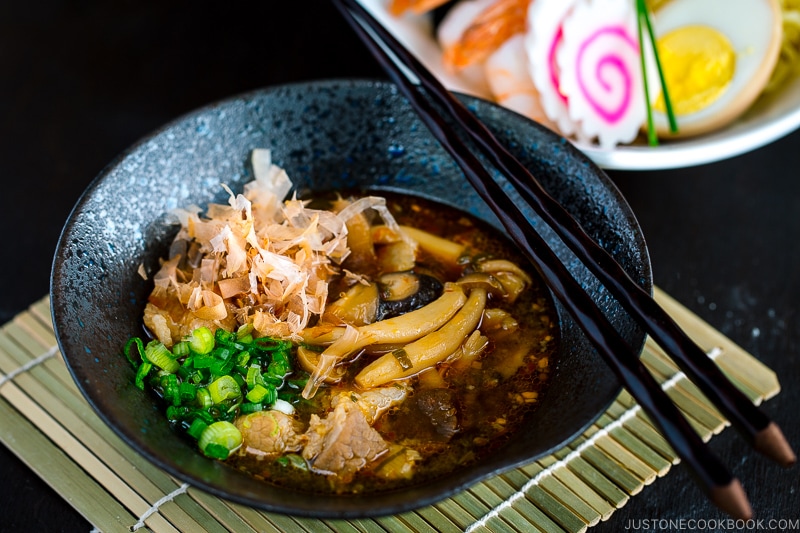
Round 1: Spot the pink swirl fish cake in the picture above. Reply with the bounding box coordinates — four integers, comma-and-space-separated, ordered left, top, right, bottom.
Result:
556, 0, 657, 148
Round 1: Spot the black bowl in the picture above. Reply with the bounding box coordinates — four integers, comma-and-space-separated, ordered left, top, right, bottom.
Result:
51, 79, 651, 518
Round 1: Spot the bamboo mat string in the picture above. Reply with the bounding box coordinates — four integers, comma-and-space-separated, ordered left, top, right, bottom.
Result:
132, 483, 191, 532
0, 343, 58, 387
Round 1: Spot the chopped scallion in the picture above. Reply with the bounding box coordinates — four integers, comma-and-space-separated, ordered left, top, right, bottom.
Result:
172, 341, 190, 357
246, 384, 272, 404
144, 340, 179, 373
179, 382, 197, 402
134, 361, 153, 390
187, 326, 215, 354
124, 337, 146, 368
198, 421, 242, 460
208, 375, 242, 404
123, 325, 299, 461
196, 387, 213, 409
240, 402, 264, 414
186, 418, 208, 440
275, 453, 308, 471
391, 348, 413, 370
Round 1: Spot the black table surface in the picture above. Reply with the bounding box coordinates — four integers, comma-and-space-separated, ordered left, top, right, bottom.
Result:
1, 2, 798, 531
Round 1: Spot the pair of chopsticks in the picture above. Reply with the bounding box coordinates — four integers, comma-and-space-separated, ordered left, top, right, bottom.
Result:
332, 0, 795, 519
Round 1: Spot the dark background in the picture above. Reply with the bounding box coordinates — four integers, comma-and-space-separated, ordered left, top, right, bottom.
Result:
1, 1, 797, 531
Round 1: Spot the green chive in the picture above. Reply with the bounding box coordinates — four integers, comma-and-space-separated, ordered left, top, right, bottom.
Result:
640, 0, 678, 133
636, 0, 678, 146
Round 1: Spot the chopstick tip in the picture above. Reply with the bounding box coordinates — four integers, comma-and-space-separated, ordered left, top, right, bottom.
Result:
754, 422, 797, 467
709, 478, 752, 520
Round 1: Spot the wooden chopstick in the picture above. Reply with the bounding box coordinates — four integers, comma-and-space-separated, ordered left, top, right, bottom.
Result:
335, 0, 796, 472
333, 0, 759, 519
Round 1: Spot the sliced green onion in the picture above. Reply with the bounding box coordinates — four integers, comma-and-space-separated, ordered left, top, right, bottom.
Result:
134, 361, 153, 390
210, 356, 235, 377
275, 453, 308, 471
235, 351, 251, 371
144, 340, 179, 373
212, 346, 234, 361
207, 375, 242, 404
286, 376, 309, 390
245, 384, 271, 403
240, 402, 264, 414
124, 337, 146, 368
172, 341, 190, 357
187, 326, 215, 354
160, 374, 180, 405
236, 323, 254, 341
196, 387, 213, 409
391, 348, 413, 370
166, 405, 192, 421
246, 364, 265, 389
254, 338, 292, 353
124, 325, 299, 461
198, 421, 242, 459
267, 352, 291, 377
203, 443, 232, 460
193, 354, 215, 369
176, 365, 192, 380
186, 418, 208, 440
214, 329, 246, 351
179, 382, 197, 403
192, 408, 215, 425
189, 369, 207, 384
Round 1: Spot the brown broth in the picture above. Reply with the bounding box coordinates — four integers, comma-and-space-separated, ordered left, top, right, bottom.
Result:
226, 192, 559, 495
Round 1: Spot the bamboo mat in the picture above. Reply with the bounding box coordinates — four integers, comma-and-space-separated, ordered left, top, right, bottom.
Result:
0, 287, 780, 533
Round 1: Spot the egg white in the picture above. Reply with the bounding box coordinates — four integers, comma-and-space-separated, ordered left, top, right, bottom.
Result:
651, 0, 783, 137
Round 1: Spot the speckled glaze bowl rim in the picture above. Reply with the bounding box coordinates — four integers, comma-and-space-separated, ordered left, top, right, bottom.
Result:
51, 78, 652, 518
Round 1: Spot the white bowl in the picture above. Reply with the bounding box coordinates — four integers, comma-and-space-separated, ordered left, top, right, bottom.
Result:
363, 0, 800, 170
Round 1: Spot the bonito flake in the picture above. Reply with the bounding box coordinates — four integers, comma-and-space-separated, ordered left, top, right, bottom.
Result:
143, 150, 400, 346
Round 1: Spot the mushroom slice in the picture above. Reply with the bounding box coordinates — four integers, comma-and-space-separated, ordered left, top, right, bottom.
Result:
377, 272, 444, 319
455, 272, 506, 299
475, 259, 532, 303
302, 285, 467, 398
323, 282, 380, 326
355, 288, 487, 388
475, 259, 532, 283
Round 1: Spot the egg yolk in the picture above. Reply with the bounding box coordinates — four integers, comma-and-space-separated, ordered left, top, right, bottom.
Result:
654, 25, 736, 115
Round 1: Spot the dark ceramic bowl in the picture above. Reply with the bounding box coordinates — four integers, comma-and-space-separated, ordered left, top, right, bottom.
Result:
51, 79, 651, 518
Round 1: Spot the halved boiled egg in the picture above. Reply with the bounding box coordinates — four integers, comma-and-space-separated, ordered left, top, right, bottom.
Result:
650, 0, 783, 137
